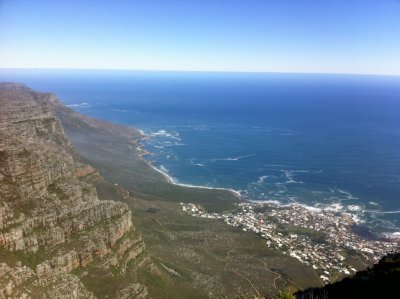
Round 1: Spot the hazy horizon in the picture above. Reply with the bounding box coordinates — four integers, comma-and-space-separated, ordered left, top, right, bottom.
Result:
1, 1, 400, 75
1, 67, 400, 78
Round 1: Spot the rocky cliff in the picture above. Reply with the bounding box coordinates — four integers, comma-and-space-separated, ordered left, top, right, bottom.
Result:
0, 83, 148, 298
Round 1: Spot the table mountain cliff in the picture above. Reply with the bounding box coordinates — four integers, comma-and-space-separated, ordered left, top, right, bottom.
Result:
0, 83, 149, 298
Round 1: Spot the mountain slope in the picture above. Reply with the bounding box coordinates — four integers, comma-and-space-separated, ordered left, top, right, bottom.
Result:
0, 83, 148, 298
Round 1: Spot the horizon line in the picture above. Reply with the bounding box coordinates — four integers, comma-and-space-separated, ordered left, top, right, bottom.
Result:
0, 67, 399, 78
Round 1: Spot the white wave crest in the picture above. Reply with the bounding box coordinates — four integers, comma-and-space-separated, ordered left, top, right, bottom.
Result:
257, 175, 269, 184
347, 205, 363, 212
365, 210, 400, 215
66, 102, 92, 108
212, 154, 255, 161
336, 189, 358, 200
281, 170, 304, 184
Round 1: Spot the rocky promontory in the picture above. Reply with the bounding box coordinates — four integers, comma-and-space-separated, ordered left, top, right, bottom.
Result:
0, 83, 148, 298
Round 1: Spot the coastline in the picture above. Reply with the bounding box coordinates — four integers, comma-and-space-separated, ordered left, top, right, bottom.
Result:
246, 200, 399, 240
57, 103, 400, 238
135, 131, 400, 239
137, 130, 243, 201
247, 199, 364, 223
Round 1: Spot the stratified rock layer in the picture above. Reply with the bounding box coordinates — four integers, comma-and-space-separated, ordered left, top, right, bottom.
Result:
0, 83, 148, 298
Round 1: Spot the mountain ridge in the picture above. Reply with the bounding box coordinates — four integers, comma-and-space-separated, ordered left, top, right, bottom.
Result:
0, 82, 148, 298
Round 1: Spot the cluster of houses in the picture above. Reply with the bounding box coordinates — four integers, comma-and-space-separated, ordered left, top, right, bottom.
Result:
180, 202, 399, 283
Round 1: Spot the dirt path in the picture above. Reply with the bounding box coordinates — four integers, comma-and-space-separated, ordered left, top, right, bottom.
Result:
230, 269, 261, 297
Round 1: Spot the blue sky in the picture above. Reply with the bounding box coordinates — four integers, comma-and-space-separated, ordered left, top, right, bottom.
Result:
1, 0, 400, 75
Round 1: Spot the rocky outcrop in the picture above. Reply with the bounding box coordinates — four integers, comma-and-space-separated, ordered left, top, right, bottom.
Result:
0, 83, 148, 298
296, 252, 400, 299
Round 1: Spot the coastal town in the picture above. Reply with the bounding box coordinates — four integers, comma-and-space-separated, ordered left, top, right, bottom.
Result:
180, 201, 400, 283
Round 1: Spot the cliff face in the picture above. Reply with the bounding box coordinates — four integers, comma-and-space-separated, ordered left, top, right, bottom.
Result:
0, 83, 148, 298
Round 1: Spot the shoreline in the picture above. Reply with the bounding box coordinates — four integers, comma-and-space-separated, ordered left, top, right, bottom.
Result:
247, 200, 399, 240
136, 130, 400, 239
137, 130, 243, 201
151, 160, 243, 200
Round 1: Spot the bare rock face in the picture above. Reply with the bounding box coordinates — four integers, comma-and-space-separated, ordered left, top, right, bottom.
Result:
0, 83, 148, 298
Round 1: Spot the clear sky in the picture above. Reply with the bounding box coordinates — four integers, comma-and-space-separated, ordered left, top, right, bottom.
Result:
1, 0, 400, 75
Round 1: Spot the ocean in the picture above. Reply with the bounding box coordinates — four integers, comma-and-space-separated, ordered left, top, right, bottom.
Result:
1, 69, 400, 234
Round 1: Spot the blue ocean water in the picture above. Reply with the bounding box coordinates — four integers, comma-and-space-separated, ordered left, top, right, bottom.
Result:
1, 69, 400, 233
